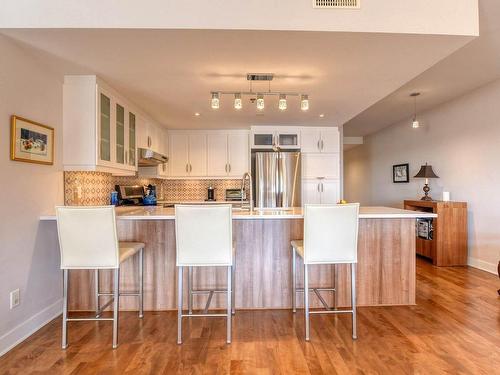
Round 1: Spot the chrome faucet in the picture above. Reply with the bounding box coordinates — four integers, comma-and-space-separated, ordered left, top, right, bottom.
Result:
241, 172, 253, 212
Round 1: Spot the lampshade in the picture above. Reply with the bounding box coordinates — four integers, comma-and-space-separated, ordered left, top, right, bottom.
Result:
414, 163, 439, 179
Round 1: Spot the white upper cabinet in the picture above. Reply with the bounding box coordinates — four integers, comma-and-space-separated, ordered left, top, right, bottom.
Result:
227, 132, 249, 176
207, 133, 228, 176
169, 130, 249, 179
300, 127, 339, 153
188, 133, 207, 176
169, 132, 190, 177
63, 75, 138, 175
169, 132, 207, 177
251, 127, 300, 149
137, 119, 164, 154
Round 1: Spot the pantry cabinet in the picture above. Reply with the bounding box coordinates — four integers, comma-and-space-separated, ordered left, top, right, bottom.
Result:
303, 179, 340, 204
302, 153, 340, 179
300, 127, 339, 153
63, 75, 138, 175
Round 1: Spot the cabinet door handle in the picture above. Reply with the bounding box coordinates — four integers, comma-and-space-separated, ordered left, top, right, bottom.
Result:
186, 163, 189, 173
125, 150, 128, 164
321, 182, 324, 192
229, 164, 231, 173
321, 139, 324, 151
225, 164, 228, 173
190, 164, 192, 172
317, 140, 320, 151
317, 183, 320, 192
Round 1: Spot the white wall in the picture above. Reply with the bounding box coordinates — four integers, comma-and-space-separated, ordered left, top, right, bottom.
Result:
0, 35, 63, 355
344, 78, 500, 273
0, 0, 478, 36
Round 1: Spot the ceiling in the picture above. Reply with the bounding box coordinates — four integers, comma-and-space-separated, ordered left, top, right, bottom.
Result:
1, 29, 472, 130
344, 0, 500, 137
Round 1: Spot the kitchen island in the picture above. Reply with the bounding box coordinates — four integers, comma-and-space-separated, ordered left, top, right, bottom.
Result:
40, 206, 436, 311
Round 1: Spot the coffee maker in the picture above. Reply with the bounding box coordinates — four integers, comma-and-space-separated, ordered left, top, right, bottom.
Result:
206, 186, 216, 201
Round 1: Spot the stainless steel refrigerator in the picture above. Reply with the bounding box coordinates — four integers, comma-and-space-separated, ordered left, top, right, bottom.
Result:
252, 151, 301, 208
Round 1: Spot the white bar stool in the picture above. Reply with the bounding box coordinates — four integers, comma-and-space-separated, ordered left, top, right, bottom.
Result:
175, 205, 234, 344
56, 206, 145, 349
291, 203, 359, 341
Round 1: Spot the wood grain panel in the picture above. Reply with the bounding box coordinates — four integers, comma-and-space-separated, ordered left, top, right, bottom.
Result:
66, 218, 416, 311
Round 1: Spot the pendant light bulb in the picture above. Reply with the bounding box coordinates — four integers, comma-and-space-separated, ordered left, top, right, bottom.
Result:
211, 92, 220, 109
234, 93, 242, 110
278, 94, 287, 111
256, 94, 265, 111
410, 92, 420, 129
300, 94, 309, 111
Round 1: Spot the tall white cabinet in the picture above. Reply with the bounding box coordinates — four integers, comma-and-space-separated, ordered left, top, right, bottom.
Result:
300, 127, 341, 205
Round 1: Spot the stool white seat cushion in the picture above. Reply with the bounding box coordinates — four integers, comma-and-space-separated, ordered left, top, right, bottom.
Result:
119, 242, 145, 263
291, 240, 304, 258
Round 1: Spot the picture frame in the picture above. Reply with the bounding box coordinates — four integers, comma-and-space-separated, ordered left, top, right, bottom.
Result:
10, 115, 54, 165
393, 163, 409, 183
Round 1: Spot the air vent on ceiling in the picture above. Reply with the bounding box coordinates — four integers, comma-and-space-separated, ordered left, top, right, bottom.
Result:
312, 0, 360, 9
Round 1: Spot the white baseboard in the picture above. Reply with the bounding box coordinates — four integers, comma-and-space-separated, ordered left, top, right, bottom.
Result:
468, 257, 497, 274
0, 299, 62, 357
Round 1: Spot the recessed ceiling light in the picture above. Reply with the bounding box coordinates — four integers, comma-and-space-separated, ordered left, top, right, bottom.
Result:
319, 114, 325, 118
194, 112, 201, 117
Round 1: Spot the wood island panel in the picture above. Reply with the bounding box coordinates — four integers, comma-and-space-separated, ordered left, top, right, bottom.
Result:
67, 218, 416, 311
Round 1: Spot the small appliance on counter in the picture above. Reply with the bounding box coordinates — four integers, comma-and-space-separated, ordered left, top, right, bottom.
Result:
206, 186, 216, 201
143, 184, 157, 206
115, 184, 158, 206
225, 188, 245, 202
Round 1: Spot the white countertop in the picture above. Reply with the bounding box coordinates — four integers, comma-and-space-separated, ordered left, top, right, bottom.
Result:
40, 206, 437, 221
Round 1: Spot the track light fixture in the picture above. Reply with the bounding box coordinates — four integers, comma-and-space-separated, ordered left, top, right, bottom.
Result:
210, 73, 309, 112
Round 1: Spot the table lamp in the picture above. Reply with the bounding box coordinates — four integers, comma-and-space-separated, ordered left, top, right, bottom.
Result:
414, 163, 439, 201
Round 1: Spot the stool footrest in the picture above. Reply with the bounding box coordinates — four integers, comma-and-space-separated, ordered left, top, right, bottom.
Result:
181, 313, 229, 318
98, 292, 140, 296
191, 289, 229, 294
66, 317, 114, 322
309, 309, 353, 315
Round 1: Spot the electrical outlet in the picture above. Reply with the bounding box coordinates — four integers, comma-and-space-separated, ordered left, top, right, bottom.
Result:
10, 289, 20, 309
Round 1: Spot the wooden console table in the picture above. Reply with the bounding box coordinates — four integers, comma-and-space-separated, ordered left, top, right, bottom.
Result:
404, 200, 467, 266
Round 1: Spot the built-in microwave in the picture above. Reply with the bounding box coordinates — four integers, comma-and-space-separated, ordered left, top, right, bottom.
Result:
417, 218, 433, 240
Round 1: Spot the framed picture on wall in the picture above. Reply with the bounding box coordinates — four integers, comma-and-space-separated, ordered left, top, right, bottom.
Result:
393, 163, 409, 183
10, 115, 54, 165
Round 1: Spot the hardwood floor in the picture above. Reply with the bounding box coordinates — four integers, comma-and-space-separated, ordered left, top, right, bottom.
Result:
1, 257, 499, 374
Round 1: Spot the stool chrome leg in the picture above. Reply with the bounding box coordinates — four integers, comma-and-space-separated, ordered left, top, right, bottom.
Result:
112, 268, 120, 349
332, 264, 337, 310
231, 264, 236, 315
95, 269, 100, 318
227, 265, 232, 344
351, 263, 357, 340
139, 248, 144, 318
188, 266, 193, 315
62, 269, 69, 349
177, 266, 183, 344
292, 246, 296, 313
304, 264, 310, 341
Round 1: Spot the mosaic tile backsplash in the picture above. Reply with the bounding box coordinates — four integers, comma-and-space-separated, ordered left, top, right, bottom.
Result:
64, 171, 245, 205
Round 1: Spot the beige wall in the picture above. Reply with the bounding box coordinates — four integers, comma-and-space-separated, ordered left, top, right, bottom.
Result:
344, 78, 500, 273
0, 35, 64, 354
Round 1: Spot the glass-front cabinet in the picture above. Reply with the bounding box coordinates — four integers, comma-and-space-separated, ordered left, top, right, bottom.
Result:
116, 104, 125, 165
128, 112, 136, 167
250, 127, 300, 149
97, 87, 136, 172
99, 93, 111, 162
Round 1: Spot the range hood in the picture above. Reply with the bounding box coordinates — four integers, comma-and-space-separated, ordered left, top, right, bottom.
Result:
138, 148, 168, 167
